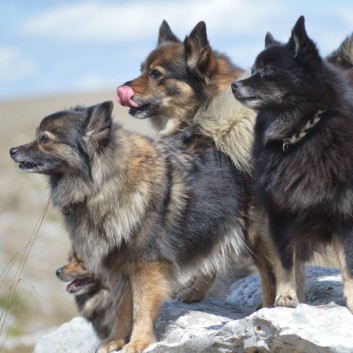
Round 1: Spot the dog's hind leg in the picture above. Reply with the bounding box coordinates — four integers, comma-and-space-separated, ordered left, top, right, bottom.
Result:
248, 211, 276, 308
96, 277, 133, 353
255, 257, 276, 308
333, 227, 353, 313
175, 269, 216, 303
295, 256, 305, 302
123, 262, 172, 353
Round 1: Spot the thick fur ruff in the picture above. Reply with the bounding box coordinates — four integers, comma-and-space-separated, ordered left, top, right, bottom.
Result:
193, 73, 256, 174
233, 16, 353, 312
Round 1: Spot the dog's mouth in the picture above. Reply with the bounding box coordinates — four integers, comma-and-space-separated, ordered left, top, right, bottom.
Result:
18, 161, 41, 171
13, 159, 43, 173
116, 85, 139, 108
128, 104, 151, 118
232, 84, 260, 104
116, 85, 152, 118
10, 148, 45, 173
242, 95, 257, 100
236, 95, 258, 102
235, 94, 264, 109
66, 276, 96, 294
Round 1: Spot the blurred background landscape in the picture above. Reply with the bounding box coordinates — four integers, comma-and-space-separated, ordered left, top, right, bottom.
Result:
1, 1, 353, 352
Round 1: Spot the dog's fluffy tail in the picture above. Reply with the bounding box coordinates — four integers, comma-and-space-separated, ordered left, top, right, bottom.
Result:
326, 33, 353, 69
193, 71, 256, 174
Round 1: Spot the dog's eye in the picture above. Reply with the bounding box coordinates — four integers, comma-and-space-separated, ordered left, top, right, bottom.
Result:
262, 66, 272, 75
149, 69, 162, 79
39, 134, 49, 145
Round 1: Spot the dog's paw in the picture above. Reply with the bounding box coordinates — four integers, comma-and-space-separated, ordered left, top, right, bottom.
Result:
96, 339, 125, 353
274, 292, 299, 308
256, 301, 264, 310
122, 340, 151, 353
176, 287, 207, 303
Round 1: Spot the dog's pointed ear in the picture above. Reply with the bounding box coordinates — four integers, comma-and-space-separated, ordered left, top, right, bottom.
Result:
158, 20, 180, 46
85, 101, 113, 139
326, 33, 353, 68
265, 32, 280, 48
184, 21, 215, 78
288, 16, 321, 64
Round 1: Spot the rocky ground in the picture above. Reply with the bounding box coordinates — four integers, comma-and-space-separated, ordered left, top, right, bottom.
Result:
34, 267, 353, 353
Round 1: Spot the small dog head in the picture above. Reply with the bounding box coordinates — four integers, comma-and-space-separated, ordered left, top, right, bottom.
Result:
56, 251, 99, 295
10, 101, 114, 178
116, 21, 222, 121
232, 16, 326, 112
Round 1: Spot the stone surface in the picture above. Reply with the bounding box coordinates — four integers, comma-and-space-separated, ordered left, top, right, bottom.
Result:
226, 265, 345, 312
33, 266, 353, 353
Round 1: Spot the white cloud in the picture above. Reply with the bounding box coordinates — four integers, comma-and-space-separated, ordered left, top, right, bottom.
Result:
20, 0, 284, 42
0, 47, 37, 82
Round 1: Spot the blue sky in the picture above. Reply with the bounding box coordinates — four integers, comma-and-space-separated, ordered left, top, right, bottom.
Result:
1, 0, 353, 101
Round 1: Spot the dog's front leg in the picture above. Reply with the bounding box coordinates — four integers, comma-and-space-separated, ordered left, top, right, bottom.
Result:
96, 278, 133, 353
247, 208, 276, 308
295, 255, 305, 302
123, 262, 171, 353
333, 228, 353, 313
255, 255, 276, 308
273, 251, 299, 308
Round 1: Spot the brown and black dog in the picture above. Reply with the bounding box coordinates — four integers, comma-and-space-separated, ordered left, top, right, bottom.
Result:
116, 20, 245, 136
116, 21, 262, 304
10, 101, 253, 353
56, 251, 114, 340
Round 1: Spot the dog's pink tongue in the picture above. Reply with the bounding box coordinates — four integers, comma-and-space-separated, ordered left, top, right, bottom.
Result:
66, 281, 76, 294
116, 86, 138, 108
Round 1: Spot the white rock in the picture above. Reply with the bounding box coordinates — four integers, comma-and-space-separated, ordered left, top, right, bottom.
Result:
33, 266, 353, 353
33, 317, 100, 353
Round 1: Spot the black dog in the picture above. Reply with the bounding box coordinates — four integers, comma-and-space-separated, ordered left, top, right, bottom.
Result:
232, 16, 353, 312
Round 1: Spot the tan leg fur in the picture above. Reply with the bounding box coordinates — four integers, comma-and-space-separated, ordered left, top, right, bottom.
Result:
333, 237, 353, 313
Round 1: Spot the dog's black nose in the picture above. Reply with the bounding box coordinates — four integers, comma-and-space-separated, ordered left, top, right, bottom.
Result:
56, 268, 63, 278
9, 147, 18, 156
231, 81, 238, 94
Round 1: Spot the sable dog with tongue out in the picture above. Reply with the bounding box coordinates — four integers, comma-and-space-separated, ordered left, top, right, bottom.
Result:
116, 20, 245, 136
116, 21, 264, 304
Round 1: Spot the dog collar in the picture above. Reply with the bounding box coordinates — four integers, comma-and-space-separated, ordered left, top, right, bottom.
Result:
282, 109, 325, 152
